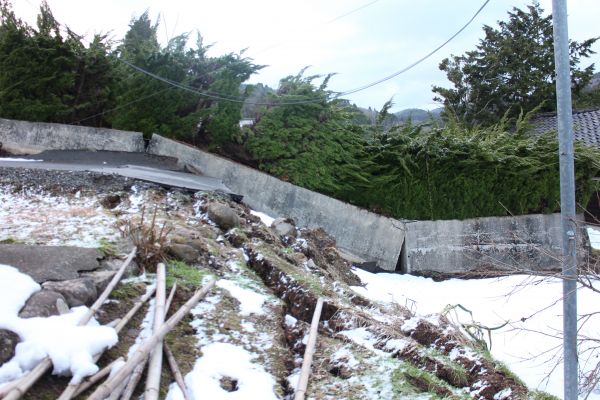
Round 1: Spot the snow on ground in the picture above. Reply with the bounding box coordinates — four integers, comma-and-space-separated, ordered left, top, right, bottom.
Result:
588, 226, 600, 250
216, 279, 267, 316
167, 271, 281, 400
250, 210, 275, 227
352, 268, 600, 398
0, 185, 120, 247
0, 158, 42, 162
0, 265, 117, 385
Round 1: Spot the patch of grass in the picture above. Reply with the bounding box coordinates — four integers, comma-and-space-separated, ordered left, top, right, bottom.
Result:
98, 238, 117, 257
480, 350, 527, 387
0, 237, 22, 244
391, 364, 470, 399
421, 347, 469, 387
109, 282, 145, 301
528, 390, 560, 400
166, 260, 208, 288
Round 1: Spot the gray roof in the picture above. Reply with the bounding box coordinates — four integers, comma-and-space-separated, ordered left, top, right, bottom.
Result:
531, 108, 600, 149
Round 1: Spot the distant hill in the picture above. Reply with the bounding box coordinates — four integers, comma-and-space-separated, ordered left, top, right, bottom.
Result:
394, 107, 443, 123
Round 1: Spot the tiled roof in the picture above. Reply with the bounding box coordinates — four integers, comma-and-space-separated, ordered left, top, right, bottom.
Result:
531, 108, 600, 149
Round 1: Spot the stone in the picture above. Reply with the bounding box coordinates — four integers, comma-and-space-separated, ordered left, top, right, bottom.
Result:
167, 243, 200, 264
19, 290, 68, 318
271, 218, 297, 238
80, 270, 116, 293
0, 245, 101, 283
100, 194, 121, 209
207, 203, 240, 231
0, 330, 19, 365
42, 278, 98, 307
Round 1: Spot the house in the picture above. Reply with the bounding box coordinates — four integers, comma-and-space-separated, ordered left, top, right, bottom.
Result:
532, 108, 600, 222
531, 108, 600, 150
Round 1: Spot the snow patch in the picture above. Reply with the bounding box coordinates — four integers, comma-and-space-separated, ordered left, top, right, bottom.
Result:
168, 342, 278, 400
250, 210, 275, 227
216, 279, 267, 316
0, 265, 117, 384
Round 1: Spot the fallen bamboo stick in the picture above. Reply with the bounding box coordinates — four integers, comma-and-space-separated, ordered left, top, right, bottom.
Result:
164, 343, 190, 400
1, 247, 137, 400
58, 284, 156, 400
87, 279, 215, 400
294, 297, 324, 400
120, 281, 177, 400
70, 357, 124, 398
144, 263, 166, 400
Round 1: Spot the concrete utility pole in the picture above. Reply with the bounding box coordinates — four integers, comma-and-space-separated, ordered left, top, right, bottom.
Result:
551, 1, 578, 399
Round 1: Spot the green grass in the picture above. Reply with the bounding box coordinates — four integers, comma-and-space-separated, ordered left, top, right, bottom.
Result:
98, 238, 117, 257
528, 390, 560, 400
166, 260, 208, 288
0, 237, 22, 244
390, 364, 470, 399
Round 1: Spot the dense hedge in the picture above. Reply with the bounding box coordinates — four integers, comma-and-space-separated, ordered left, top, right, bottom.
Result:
348, 123, 600, 220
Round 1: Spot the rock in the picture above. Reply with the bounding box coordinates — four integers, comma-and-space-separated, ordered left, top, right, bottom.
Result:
100, 194, 121, 209
306, 259, 318, 270
207, 203, 240, 231
80, 270, 116, 293
42, 278, 98, 307
271, 218, 297, 238
19, 290, 68, 318
0, 330, 19, 365
167, 243, 200, 264
99, 257, 138, 277
0, 245, 101, 283
186, 239, 210, 253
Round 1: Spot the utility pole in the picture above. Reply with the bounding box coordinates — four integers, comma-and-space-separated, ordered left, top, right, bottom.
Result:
551, 1, 578, 399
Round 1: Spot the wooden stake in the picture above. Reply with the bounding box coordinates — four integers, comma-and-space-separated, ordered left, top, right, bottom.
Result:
144, 263, 166, 400
164, 343, 190, 400
1, 248, 137, 400
86, 279, 214, 400
57, 283, 156, 400
294, 297, 324, 400
120, 281, 177, 400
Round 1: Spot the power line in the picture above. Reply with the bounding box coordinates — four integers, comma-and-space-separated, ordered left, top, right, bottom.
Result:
338, 0, 491, 96
253, 0, 382, 56
20, 0, 491, 109
115, 0, 491, 106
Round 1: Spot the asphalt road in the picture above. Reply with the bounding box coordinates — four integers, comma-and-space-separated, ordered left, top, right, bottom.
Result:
0, 150, 234, 194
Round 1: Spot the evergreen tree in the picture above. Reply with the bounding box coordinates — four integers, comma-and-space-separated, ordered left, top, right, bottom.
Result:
245, 72, 369, 198
432, 3, 597, 126
0, 1, 114, 126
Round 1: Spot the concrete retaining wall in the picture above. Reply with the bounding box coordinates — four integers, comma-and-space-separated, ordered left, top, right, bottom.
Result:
0, 118, 144, 154
1, 118, 584, 275
403, 213, 584, 276
148, 134, 406, 270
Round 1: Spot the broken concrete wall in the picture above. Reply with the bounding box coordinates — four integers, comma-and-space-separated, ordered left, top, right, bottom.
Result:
0, 118, 144, 154
403, 213, 585, 277
148, 134, 406, 271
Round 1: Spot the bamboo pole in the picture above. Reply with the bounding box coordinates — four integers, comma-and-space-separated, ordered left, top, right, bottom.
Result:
87, 279, 215, 400
1, 247, 137, 400
70, 357, 124, 398
57, 284, 156, 400
294, 297, 324, 400
144, 263, 166, 400
164, 343, 190, 400
120, 281, 177, 400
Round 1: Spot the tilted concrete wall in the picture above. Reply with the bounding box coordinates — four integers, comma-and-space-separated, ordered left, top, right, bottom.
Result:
148, 134, 406, 271
0, 118, 144, 154
1, 118, 586, 275
404, 213, 585, 276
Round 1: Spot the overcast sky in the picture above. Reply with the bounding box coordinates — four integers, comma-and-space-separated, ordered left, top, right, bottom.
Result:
13, 0, 600, 112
